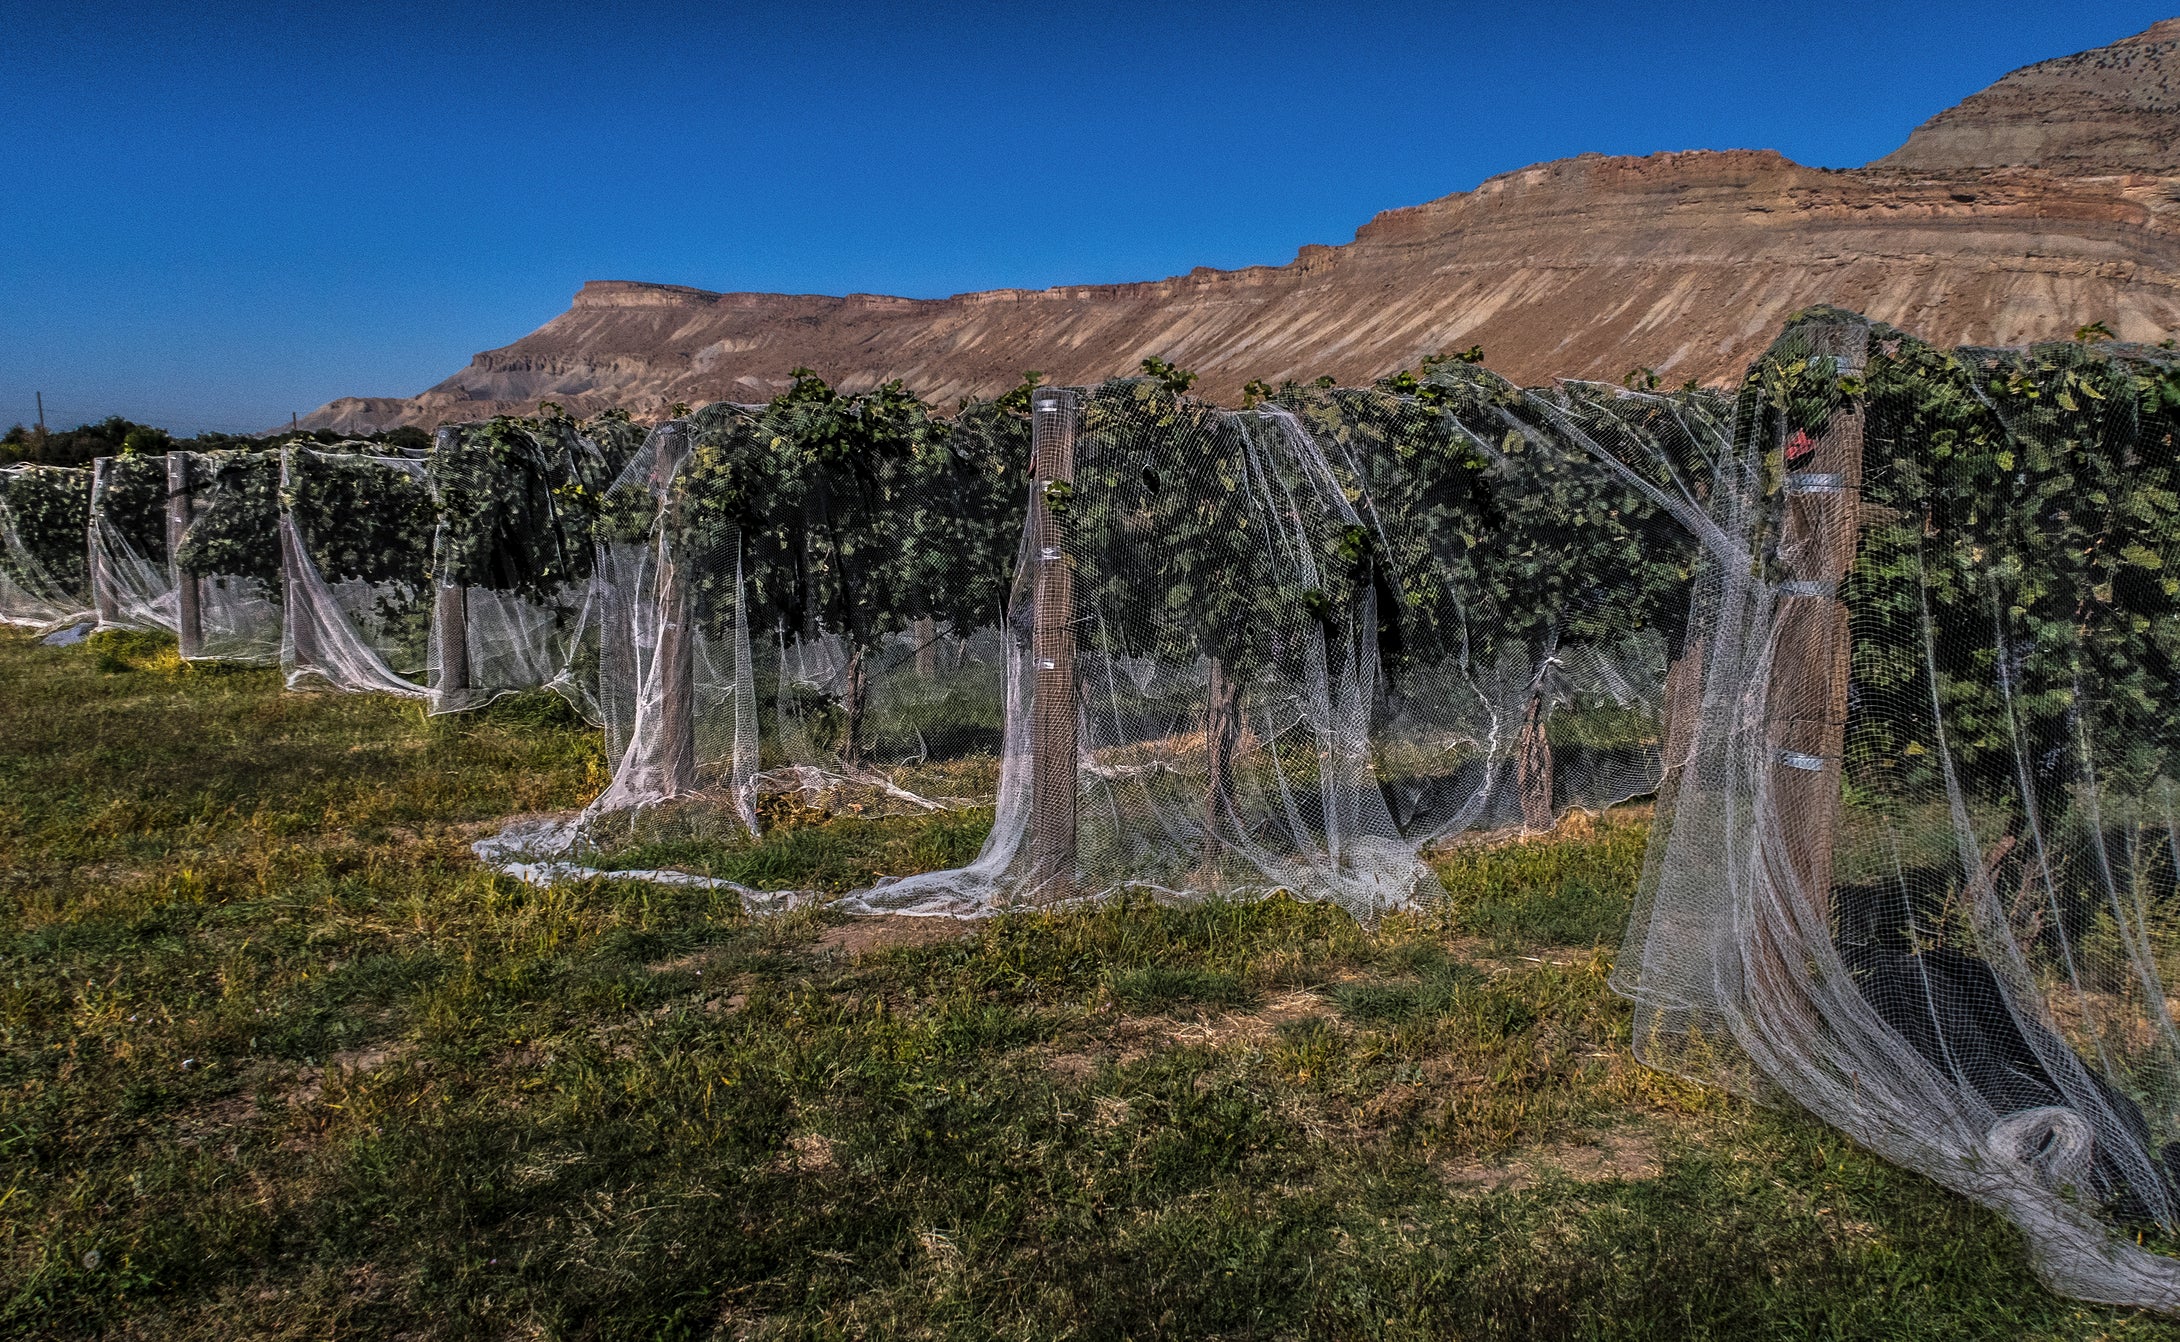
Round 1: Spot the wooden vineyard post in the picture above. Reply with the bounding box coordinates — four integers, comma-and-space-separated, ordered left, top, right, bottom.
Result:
652, 424, 697, 794
433, 581, 469, 702
165, 452, 202, 658
1765, 323, 1866, 918
914, 615, 938, 678
276, 448, 319, 676
429, 428, 468, 703
90, 457, 120, 628
1029, 389, 1079, 897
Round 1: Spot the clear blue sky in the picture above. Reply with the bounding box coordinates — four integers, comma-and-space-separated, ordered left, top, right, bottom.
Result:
3, 1, 2174, 433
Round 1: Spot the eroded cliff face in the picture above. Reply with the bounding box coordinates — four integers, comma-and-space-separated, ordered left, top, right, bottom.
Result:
303, 22, 2180, 433
1877, 18, 2180, 174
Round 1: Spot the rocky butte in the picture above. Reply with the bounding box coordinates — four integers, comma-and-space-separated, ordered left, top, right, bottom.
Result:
304, 18, 2180, 432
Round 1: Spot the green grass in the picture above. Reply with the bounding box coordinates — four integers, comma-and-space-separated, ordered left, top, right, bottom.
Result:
3, 627, 2178, 1338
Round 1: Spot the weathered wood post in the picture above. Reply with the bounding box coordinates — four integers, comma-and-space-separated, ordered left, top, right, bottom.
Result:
1765, 322, 1866, 915
276, 447, 320, 677
427, 429, 469, 705
652, 423, 698, 794
1029, 389, 1079, 897
89, 457, 121, 628
165, 452, 202, 658
913, 615, 938, 678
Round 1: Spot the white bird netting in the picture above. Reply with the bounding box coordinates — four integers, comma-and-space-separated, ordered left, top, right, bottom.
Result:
537, 382, 1025, 856
1615, 310, 2180, 1309
0, 463, 93, 630
279, 445, 435, 697
88, 454, 178, 635
492, 367, 1702, 921
423, 411, 643, 716
171, 449, 283, 664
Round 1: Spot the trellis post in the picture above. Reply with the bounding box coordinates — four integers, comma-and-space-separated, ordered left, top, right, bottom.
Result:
90, 457, 120, 628
1029, 388, 1079, 897
1766, 322, 1866, 917
276, 447, 319, 676
165, 452, 202, 658
652, 423, 697, 793
429, 428, 469, 703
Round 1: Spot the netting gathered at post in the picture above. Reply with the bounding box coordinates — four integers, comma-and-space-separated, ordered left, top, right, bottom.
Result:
170, 449, 283, 664
1615, 310, 2180, 1309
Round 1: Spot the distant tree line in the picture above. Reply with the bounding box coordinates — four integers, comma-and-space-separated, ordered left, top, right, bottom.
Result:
1, 416, 431, 467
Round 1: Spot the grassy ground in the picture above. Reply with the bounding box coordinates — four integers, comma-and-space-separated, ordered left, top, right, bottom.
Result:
4, 626, 2177, 1340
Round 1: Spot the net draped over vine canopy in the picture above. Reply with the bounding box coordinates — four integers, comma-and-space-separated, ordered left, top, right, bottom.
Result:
556, 380, 1028, 847
508, 368, 1712, 920
173, 449, 283, 664
89, 453, 178, 634
0, 463, 93, 630
425, 411, 642, 714
279, 445, 437, 696
1615, 311, 2180, 1309
272, 413, 637, 703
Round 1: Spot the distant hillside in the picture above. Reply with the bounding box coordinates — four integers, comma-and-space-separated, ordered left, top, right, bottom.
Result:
304, 20, 2180, 433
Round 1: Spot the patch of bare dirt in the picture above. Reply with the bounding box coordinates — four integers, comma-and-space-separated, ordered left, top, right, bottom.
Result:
814, 916, 973, 959
1438, 1126, 1665, 1192
785, 1132, 837, 1172
1042, 989, 1337, 1078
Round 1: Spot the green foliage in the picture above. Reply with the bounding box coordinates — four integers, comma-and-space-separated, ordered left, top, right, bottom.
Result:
1068, 377, 1354, 678
427, 410, 627, 599
0, 464, 91, 594
1138, 355, 1198, 394
172, 451, 280, 585
91, 453, 171, 564
671, 373, 1026, 649
283, 449, 433, 589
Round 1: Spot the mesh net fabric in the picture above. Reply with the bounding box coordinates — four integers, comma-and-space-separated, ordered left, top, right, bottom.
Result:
498, 373, 1702, 920
88, 454, 178, 634
172, 449, 283, 664
0, 463, 93, 631
497, 389, 1027, 864
1615, 311, 2180, 1309
425, 413, 640, 716
855, 374, 1703, 918
279, 445, 435, 697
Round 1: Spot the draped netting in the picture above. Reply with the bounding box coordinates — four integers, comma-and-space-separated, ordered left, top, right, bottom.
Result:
1615, 309, 2180, 1309
88, 453, 178, 634
850, 371, 1713, 917
279, 445, 435, 696
0, 463, 93, 631
485, 367, 1713, 919
485, 380, 1029, 866
172, 449, 283, 664
425, 411, 642, 714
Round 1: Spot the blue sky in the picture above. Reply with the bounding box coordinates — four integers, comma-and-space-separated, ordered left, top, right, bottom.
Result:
2, 1, 2174, 433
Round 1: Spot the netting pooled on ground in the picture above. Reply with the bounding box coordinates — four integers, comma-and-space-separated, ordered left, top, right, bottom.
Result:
88, 453, 178, 634
0, 463, 93, 630
279, 445, 434, 696
425, 410, 642, 714
171, 449, 283, 664
1615, 310, 2180, 1309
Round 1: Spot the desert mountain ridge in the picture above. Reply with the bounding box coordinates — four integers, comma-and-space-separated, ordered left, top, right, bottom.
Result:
303, 18, 2180, 433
